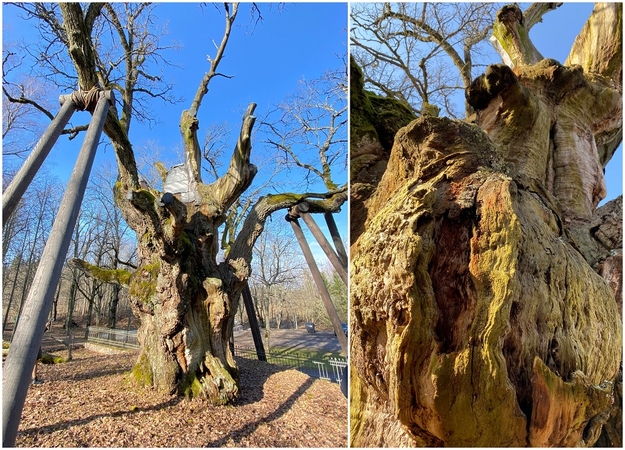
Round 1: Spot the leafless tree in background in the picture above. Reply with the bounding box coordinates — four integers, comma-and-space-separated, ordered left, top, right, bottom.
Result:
350, 2, 499, 118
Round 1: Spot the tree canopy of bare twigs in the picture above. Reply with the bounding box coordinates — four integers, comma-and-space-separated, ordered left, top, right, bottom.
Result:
350, 2, 499, 118
260, 64, 348, 191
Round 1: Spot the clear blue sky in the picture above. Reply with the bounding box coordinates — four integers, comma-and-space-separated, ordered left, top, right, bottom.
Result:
2, 2, 349, 263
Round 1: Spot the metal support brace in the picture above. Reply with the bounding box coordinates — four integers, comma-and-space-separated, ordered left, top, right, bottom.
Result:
2, 98, 77, 226
286, 206, 348, 355
2, 91, 114, 448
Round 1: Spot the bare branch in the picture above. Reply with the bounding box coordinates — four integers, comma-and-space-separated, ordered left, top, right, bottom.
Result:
524, 3, 563, 30
2, 86, 54, 121
178, 3, 239, 187
188, 3, 238, 118
351, 2, 497, 118
228, 186, 347, 264
61, 124, 90, 140
260, 66, 347, 190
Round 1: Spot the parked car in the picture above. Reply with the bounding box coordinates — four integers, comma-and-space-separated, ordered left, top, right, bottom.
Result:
305, 322, 316, 333
335, 323, 348, 336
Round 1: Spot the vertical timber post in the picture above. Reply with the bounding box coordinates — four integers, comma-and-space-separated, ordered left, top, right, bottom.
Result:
286, 205, 348, 355
2, 91, 114, 447
2, 98, 77, 226
241, 283, 267, 361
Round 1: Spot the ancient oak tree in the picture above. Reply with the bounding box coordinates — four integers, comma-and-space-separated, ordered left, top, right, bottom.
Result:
6, 3, 346, 404
350, 3, 622, 447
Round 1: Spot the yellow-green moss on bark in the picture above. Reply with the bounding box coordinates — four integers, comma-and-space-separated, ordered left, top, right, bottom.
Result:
181, 371, 204, 399
81, 261, 131, 286
350, 114, 621, 447
132, 352, 154, 387
128, 260, 160, 305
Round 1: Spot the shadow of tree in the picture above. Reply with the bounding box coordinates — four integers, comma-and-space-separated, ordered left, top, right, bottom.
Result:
17, 396, 184, 438
234, 356, 286, 405
20, 354, 331, 446
206, 376, 316, 447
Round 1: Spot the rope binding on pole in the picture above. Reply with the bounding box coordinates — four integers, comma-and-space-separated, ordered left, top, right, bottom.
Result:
69, 86, 103, 112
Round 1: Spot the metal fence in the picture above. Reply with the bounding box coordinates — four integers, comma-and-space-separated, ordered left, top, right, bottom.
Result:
86, 326, 139, 349
85, 329, 347, 385
234, 346, 347, 384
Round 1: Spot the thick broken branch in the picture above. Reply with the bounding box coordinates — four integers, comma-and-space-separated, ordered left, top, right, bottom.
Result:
68, 258, 131, 287
565, 2, 623, 91
490, 4, 546, 67
208, 103, 258, 213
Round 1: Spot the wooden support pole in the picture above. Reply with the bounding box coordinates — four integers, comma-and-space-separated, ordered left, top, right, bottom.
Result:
287, 208, 347, 355
2, 91, 113, 447
241, 283, 267, 361
298, 204, 347, 285
324, 212, 348, 268
2, 98, 77, 226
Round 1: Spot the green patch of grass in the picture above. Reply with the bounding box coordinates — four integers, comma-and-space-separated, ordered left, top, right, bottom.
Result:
268, 346, 344, 361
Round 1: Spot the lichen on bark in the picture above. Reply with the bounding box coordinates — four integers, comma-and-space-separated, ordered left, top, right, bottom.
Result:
350, 114, 622, 447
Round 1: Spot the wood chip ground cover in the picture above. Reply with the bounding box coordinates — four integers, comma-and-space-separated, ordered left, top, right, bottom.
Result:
13, 348, 347, 447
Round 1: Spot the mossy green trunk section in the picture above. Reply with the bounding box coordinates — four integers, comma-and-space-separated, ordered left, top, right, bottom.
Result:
350, 117, 622, 446
349, 56, 416, 245
127, 232, 242, 405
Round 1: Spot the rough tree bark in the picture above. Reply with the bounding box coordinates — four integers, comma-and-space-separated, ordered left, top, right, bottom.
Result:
350, 3, 622, 447
60, 3, 346, 404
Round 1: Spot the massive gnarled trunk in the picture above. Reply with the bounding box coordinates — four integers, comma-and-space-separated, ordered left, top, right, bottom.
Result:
111, 104, 259, 403
116, 106, 346, 403
58, 4, 347, 404
350, 3, 622, 447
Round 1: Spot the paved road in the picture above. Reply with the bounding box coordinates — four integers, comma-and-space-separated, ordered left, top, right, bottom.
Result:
233, 328, 343, 355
